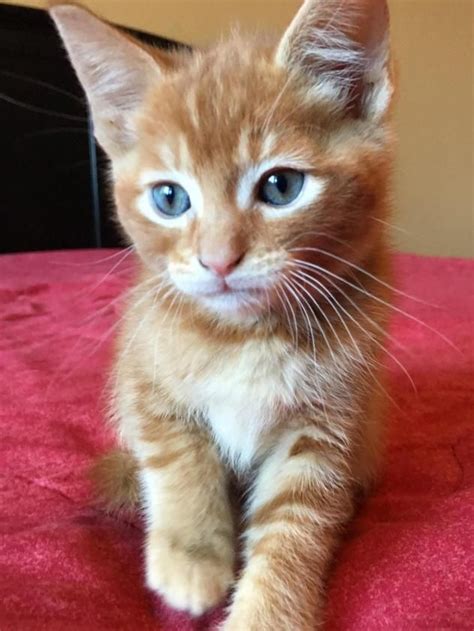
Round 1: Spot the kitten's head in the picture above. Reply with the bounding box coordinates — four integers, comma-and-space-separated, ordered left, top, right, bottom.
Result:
51, 0, 393, 322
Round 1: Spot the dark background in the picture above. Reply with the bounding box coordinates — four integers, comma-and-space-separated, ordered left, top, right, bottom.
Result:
0, 3, 184, 253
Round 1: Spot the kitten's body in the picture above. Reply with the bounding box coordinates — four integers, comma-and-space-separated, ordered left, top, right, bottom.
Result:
116, 245, 389, 476
52, 1, 395, 628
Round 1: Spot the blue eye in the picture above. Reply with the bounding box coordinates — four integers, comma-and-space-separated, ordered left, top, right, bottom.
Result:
258, 169, 305, 206
151, 182, 191, 217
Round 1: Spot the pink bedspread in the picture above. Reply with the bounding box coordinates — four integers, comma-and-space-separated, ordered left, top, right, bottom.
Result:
0, 250, 472, 630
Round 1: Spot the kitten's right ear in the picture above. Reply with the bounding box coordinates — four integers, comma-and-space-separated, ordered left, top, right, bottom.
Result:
50, 4, 164, 157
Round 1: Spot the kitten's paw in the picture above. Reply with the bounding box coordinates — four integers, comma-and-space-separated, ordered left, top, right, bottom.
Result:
146, 535, 234, 616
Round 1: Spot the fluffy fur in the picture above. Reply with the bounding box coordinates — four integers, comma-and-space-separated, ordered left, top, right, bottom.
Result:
51, 1, 395, 628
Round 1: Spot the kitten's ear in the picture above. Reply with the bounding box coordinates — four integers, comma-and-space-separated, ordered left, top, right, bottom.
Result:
50, 4, 163, 156
276, 0, 392, 120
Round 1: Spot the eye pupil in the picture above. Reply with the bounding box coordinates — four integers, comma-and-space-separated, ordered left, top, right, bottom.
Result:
163, 185, 174, 202
269, 174, 288, 194
259, 169, 304, 207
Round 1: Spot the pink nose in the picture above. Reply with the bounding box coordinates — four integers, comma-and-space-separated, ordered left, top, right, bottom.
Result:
198, 252, 244, 277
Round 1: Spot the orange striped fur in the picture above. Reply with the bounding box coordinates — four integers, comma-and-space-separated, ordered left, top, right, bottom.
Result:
51, 1, 395, 628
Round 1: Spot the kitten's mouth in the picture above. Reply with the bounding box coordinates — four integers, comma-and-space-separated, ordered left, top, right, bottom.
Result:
220, 282, 255, 294
205, 284, 262, 298
220, 282, 233, 293
201, 278, 262, 297
199, 284, 265, 315
170, 272, 276, 317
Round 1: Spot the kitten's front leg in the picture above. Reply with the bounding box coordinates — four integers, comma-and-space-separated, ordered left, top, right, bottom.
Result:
137, 418, 235, 615
223, 426, 354, 630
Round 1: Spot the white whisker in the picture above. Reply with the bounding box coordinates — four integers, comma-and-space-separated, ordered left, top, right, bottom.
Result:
278, 281, 300, 350
288, 273, 340, 366
282, 278, 333, 423
285, 230, 356, 252
290, 261, 408, 354
46, 278, 161, 395
51, 246, 135, 268
288, 262, 417, 393
0, 91, 87, 122
289, 246, 438, 307
371, 216, 409, 235
290, 269, 363, 362
0, 69, 86, 105
79, 247, 136, 298
289, 266, 402, 407
274, 283, 298, 347
289, 249, 458, 353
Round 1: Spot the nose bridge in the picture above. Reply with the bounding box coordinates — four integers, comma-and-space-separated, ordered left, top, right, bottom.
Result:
198, 207, 247, 266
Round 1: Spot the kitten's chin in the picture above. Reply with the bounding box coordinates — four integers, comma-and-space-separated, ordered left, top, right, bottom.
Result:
198, 289, 267, 321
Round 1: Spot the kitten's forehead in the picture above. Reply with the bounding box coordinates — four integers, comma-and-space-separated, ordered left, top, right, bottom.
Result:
153, 129, 281, 174
139, 39, 324, 175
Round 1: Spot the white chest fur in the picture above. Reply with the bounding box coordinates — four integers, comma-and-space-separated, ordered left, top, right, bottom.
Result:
179, 337, 306, 471
206, 398, 270, 470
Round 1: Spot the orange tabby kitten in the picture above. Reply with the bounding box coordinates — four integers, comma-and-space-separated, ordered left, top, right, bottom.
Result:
51, 1, 394, 628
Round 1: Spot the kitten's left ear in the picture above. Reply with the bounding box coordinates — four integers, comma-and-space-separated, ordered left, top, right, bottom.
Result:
50, 4, 167, 157
276, 0, 393, 120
